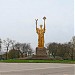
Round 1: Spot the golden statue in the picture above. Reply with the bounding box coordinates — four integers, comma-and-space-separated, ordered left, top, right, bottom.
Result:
35, 17, 46, 48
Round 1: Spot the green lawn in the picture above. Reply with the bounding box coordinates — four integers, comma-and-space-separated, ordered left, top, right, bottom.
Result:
0, 59, 75, 64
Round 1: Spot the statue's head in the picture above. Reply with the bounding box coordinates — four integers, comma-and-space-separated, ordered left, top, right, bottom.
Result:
40, 25, 43, 29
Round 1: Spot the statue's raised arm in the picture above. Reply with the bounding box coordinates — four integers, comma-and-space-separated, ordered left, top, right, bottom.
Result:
35, 19, 38, 31
43, 16, 46, 32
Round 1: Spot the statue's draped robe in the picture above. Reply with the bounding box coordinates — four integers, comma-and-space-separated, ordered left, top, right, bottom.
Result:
36, 28, 45, 48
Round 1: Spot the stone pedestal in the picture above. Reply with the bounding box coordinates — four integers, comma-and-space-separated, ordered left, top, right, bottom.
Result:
30, 47, 49, 59
36, 47, 47, 56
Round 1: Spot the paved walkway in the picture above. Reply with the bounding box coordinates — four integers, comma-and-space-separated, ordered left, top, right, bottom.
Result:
0, 63, 74, 75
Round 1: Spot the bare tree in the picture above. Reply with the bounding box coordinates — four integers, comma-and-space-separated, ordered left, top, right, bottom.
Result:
11, 40, 15, 50
68, 36, 75, 60
46, 42, 71, 60
14, 43, 32, 57
20, 43, 32, 57
46, 42, 58, 58
3, 38, 12, 59
14, 43, 21, 50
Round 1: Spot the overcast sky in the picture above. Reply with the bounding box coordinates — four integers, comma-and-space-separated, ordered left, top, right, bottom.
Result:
0, 0, 74, 49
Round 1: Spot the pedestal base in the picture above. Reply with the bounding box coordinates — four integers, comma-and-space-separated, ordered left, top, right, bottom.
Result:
30, 47, 49, 59
36, 47, 47, 56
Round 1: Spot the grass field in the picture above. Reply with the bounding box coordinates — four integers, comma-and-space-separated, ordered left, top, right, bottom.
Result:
0, 59, 75, 64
